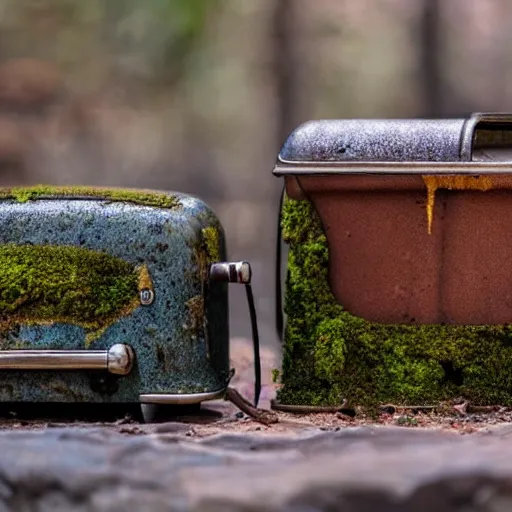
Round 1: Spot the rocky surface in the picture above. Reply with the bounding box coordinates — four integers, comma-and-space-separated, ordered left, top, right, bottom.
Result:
0, 341, 510, 510
0, 419, 512, 511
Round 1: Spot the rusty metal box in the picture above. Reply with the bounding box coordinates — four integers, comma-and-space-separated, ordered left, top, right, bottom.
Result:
275, 113, 512, 325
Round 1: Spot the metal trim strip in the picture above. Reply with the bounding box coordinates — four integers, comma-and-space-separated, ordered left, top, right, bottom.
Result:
274, 158, 512, 176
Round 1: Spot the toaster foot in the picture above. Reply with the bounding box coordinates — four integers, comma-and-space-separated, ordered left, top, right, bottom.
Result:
139, 389, 227, 422
140, 403, 202, 423
139, 388, 226, 405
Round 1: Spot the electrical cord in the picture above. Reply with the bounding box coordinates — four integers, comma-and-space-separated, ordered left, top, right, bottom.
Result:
245, 283, 261, 407
275, 185, 285, 343
209, 260, 262, 408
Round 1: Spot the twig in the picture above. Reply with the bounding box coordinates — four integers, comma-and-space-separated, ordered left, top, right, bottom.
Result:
226, 387, 278, 426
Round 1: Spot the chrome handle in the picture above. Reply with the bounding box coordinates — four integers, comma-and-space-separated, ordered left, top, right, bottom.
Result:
0, 344, 134, 375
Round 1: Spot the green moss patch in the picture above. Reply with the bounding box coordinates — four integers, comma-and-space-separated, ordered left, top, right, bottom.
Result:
0, 244, 144, 343
0, 185, 181, 209
278, 197, 512, 407
187, 226, 221, 286
202, 226, 221, 262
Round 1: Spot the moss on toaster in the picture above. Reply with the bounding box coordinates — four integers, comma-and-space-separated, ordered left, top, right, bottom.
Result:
182, 228, 220, 338
0, 244, 149, 345
187, 225, 222, 285
0, 185, 181, 209
277, 197, 512, 407
202, 226, 221, 262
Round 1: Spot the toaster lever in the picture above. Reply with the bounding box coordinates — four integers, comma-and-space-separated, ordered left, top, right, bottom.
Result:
209, 261, 251, 284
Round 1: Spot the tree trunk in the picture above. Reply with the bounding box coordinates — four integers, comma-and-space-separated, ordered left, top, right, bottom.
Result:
272, 0, 300, 149
419, 0, 442, 117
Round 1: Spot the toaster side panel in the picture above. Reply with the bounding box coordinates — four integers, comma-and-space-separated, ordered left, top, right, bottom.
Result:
0, 196, 229, 403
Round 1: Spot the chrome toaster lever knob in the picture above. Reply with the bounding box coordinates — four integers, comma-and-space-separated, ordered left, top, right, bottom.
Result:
209, 261, 251, 284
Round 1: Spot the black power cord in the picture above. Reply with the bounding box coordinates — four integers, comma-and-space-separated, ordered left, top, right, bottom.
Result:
275, 185, 285, 343
245, 283, 261, 407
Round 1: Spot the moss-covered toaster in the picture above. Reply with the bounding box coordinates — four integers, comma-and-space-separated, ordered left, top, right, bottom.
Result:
0, 186, 258, 416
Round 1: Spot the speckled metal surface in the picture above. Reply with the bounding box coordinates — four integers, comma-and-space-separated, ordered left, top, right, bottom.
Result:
279, 119, 467, 162
0, 193, 229, 402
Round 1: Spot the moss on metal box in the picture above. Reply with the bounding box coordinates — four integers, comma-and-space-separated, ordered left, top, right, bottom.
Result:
0, 244, 151, 346
277, 197, 512, 407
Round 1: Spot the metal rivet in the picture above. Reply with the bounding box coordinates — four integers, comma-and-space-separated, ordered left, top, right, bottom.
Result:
140, 288, 154, 305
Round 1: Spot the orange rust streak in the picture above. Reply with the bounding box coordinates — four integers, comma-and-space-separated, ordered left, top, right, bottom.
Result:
137, 264, 154, 292
422, 176, 493, 235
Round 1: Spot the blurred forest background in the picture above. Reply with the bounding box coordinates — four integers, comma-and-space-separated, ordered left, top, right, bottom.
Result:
0, 0, 509, 360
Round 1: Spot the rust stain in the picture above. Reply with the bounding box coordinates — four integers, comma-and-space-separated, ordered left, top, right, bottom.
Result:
137, 264, 153, 292
84, 296, 140, 348
185, 295, 204, 333
85, 264, 154, 347
422, 176, 493, 235
155, 343, 170, 372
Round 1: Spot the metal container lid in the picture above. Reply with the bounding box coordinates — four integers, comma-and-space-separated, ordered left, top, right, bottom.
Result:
279, 118, 466, 163
274, 113, 512, 176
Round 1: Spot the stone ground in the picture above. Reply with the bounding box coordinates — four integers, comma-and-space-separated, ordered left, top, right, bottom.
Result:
0, 340, 512, 510
2, 407, 512, 511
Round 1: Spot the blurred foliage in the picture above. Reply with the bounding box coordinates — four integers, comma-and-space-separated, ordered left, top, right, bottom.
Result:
0, 0, 221, 92
0, 0, 509, 346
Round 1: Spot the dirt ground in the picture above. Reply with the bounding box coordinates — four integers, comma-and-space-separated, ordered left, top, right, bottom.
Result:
0, 398, 511, 440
